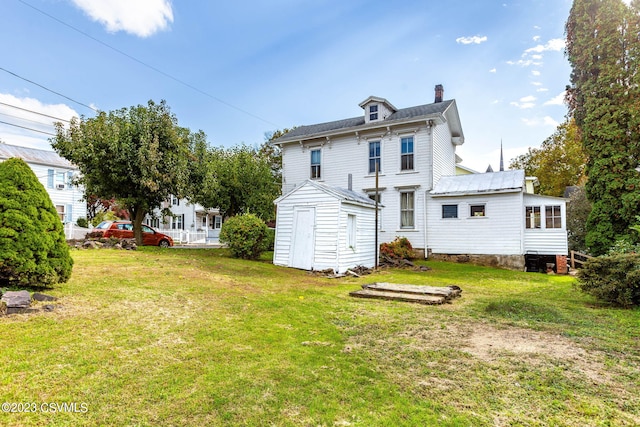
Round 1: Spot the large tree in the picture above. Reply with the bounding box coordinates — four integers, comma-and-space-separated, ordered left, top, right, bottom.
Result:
52, 100, 198, 245
566, 0, 640, 255
190, 144, 280, 221
510, 118, 587, 197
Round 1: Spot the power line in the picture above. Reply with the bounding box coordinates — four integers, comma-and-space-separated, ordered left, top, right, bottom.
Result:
0, 101, 72, 123
0, 67, 97, 113
16, 0, 281, 128
0, 120, 57, 136
0, 111, 60, 128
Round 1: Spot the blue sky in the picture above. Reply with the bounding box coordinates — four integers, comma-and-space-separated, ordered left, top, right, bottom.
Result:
1, 0, 587, 172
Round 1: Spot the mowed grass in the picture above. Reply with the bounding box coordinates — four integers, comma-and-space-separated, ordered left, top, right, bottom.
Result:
0, 248, 639, 426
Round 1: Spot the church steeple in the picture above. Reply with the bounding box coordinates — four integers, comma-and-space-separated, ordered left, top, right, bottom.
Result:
499, 140, 504, 172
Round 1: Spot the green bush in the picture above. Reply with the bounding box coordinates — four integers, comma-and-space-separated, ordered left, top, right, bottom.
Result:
76, 217, 88, 228
219, 213, 269, 260
576, 253, 640, 307
0, 158, 73, 286
380, 237, 415, 260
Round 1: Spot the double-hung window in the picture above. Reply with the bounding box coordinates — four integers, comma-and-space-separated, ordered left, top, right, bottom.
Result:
525, 206, 541, 229
442, 204, 458, 219
400, 191, 415, 228
401, 136, 414, 171
310, 149, 321, 179
545, 205, 562, 228
369, 141, 381, 174
369, 105, 378, 121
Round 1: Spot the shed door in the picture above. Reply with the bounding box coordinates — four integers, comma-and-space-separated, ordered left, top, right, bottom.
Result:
290, 207, 316, 270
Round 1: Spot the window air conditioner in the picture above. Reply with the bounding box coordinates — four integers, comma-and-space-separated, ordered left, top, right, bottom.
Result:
56, 184, 65, 190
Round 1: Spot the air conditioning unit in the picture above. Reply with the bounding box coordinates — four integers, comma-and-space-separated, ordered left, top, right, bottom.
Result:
56, 184, 65, 190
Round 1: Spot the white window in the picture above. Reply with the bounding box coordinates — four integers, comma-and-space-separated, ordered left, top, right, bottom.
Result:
47, 169, 54, 188
400, 136, 414, 171
214, 216, 222, 229
470, 204, 485, 217
172, 214, 185, 230
526, 206, 541, 229
369, 105, 378, 121
347, 214, 356, 250
400, 191, 415, 228
545, 205, 562, 229
310, 149, 321, 179
369, 141, 381, 174
442, 204, 458, 219
55, 205, 65, 222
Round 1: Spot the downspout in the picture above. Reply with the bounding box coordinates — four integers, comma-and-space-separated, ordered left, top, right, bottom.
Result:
425, 120, 435, 259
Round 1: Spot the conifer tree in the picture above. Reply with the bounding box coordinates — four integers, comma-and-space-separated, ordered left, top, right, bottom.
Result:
0, 158, 73, 286
566, 0, 640, 255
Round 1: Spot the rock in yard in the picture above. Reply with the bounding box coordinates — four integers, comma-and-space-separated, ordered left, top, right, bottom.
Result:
33, 292, 57, 302
1, 290, 32, 308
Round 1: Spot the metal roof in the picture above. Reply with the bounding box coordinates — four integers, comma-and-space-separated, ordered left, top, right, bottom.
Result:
274, 99, 455, 144
431, 170, 525, 196
275, 179, 377, 207
0, 143, 75, 169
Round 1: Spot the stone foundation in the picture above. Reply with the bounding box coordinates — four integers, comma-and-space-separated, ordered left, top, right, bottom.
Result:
426, 251, 526, 271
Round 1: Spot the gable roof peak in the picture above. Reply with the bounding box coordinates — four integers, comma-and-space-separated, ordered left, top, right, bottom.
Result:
358, 96, 397, 112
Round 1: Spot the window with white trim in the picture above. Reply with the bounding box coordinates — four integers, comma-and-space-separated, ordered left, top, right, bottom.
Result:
545, 205, 562, 228
525, 206, 541, 229
442, 204, 458, 219
347, 214, 356, 250
400, 136, 414, 171
400, 191, 415, 228
470, 204, 485, 217
310, 149, 321, 179
369, 141, 381, 174
369, 105, 378, 121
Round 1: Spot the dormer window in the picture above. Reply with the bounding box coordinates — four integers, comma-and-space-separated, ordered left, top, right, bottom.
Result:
369, 105, 378, 121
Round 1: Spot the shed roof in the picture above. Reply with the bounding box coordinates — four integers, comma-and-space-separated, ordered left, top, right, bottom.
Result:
273, 99, 456, 144
431, 170, 525, 196
275, 179, 377, 208
0, 143, 74, 169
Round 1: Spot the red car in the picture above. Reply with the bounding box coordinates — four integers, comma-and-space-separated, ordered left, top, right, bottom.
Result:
94, 221, 174, 247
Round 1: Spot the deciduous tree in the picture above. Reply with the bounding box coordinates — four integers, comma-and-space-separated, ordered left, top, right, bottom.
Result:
52, 100, 198, 245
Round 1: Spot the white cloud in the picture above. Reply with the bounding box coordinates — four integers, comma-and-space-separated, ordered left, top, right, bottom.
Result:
70, 0, 173, 38
456, 35, 488, 45
536, 87, 549, 92
489, 68, 497, 73
531, 81, 543, 86
0, 93, 79, 150
525, 38, 565, 54
544, 91, 566, 106
507, 59, 543, 67
531, 70, 541, 76
522, 116, 559, 127
511, 95, 537, 109
533, 35, 541, 41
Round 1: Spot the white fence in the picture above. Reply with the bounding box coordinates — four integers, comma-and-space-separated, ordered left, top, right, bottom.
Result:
159, 230, 208, 244
64, 223, 92, 240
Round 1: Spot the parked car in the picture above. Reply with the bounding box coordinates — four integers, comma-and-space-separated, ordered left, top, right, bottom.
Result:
94, 221, 174, 247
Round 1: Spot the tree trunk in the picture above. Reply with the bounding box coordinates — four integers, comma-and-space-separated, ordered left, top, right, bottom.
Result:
131, 207, 146, 246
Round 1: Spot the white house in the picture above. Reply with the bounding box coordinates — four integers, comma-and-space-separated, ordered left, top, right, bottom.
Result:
145, 197, 224, 244
273, 85, 568, 271
0, 143, 86, 224
273, 179, 378, 273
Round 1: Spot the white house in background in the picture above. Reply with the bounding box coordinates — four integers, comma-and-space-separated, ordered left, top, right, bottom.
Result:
273, 179, 377, 273
0, 143, 86, 224
273, 85, 568, 271
145, 197, 224, 244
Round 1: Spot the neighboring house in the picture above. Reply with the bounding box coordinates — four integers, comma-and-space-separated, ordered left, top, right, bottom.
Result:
145, 196, 224, 243
273, 179, 377, 273
273, 85, 568, 271
0, 143, 86, 224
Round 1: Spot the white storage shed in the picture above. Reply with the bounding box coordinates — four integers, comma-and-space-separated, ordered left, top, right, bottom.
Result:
273, 180, 378, 273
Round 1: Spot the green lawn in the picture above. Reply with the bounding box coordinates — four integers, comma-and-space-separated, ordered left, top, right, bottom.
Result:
1, 248, 638, 426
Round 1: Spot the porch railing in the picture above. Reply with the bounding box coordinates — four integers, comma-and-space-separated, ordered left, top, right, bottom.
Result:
570, 250, 593, 269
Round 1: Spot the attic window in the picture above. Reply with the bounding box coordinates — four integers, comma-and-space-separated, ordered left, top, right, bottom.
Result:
369, 105, 378, 121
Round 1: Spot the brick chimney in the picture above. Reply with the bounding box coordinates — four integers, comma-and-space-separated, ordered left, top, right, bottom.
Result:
434, 84, 444, 103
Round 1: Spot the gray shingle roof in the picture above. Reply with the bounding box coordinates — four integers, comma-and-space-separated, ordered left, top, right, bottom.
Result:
0, 143, 74, 169
431, 170, 525, 196
274, 99, 454, 143
276, 179, 376, 207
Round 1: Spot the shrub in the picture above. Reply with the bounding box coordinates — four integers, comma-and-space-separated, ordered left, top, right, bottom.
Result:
0, 158, 73, 286
380, 237, 415, 260
76, 217, 88, 228
576, 253, 640, 307
219, 213, 269, 260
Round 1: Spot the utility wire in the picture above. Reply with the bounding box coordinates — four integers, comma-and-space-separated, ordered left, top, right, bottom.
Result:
0, 120, 57, 136
0, 67, 97, 113
0, 111, 61, 128
17, 0, 281, 128
0, 101, 72, 123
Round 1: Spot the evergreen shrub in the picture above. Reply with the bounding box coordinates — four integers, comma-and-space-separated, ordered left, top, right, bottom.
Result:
219, 213, 269, 260
0, 158, 73, 286
576, 254, 640, 307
